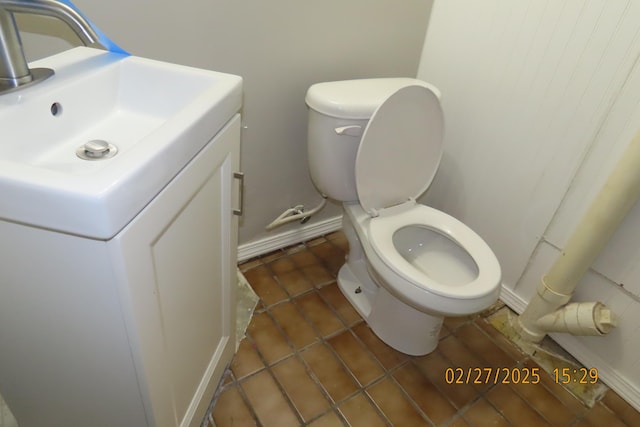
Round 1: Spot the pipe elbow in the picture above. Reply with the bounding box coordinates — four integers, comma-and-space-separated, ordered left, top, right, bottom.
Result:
536, 302, 617, 336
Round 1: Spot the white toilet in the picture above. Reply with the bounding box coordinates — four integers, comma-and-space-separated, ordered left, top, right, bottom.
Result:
306, 78, 502, 355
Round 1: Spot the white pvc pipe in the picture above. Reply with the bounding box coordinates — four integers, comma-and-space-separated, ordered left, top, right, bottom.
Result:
517, 129, 640, 342
535, 302, 616, 336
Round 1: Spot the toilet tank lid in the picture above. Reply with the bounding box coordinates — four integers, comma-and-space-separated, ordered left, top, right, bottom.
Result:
305, 78, 439, 120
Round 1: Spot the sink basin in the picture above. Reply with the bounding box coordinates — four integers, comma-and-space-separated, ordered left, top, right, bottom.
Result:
0, 47, 242, 239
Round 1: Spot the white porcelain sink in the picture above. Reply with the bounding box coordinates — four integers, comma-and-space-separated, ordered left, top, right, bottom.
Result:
0, 47, 242, 239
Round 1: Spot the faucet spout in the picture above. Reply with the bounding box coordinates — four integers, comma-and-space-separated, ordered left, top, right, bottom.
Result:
0, 0, 101, 94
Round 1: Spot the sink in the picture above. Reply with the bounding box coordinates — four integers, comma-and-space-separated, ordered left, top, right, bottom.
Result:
0, 47, 242, 239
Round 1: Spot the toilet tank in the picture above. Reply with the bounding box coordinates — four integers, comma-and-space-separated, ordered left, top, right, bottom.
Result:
306, 78, 433, 202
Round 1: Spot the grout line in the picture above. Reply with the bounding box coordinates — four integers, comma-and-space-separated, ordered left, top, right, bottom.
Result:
254, 238, 480, 426
384, 372, 438, 427
232, 374, 265, 427
210, 232, 639, 427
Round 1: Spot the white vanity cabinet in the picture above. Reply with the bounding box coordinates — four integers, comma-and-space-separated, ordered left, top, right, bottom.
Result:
0, 115, 241, 427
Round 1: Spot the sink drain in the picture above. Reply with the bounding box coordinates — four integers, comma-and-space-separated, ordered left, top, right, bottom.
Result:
76, 140, 118, 160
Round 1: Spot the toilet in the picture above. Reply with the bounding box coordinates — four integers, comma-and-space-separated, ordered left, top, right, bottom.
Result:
306, 78, 502, 355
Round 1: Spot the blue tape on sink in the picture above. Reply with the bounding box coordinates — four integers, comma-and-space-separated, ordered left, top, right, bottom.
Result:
60, 0, 129, 55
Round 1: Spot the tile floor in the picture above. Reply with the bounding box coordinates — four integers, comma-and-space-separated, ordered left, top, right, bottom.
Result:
207, 232, 640, 427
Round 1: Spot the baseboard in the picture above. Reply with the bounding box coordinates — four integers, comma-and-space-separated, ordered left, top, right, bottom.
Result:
500, 286, 640, 412
498, 285, 528, 313
237, 215, 342, 262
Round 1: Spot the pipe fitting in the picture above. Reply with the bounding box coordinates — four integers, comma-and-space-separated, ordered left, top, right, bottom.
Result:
536, 276, 573, 305
536, 302, 617, 336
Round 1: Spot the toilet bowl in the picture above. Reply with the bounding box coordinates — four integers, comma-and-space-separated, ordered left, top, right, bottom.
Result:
306, 78, 502, 355
365, 201, 501, 316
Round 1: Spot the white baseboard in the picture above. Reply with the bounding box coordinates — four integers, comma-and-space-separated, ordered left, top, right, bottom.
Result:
500, 285, 640, 412
237, 215, 342, 262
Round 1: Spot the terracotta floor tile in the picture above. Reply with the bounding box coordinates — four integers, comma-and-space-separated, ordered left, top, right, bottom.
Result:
352, 322, 408, 370
269, 301, 318, 349
259, 250, 286, 264
309, 240, 341, 261
318, 283, 362, 326
328, 330, 384, 387
508, 375, 575, 427
306, 236, 328, 246
284, 243, 307, 255
307, 410, 345, 427
445, 416, 471, 427
479, 299, 506, 317
309, 241, 345, 275
393, 363, 457, 425
301, 264, 336, 287
240, 370, 300, 427
366, 377, 430, 426
463, 398, 510, 427
439, 323, 452, 339
295, 292, 345, 337
525, 359, 585, 416
271, 356, 331, 422
301, 342, 359, 403
326, 259, 346, 277
338, 393, 387, 427
413, 350, 478, 409
212, 385, 257, 427
584, 402, 628, 427
276, 269, 314, 296
207, 233, 639, 427
230, 338, 265, 380
325, 231, 344, 240
243, 265, 288, 307
327, 232, 349, 253
601, 389, 640, 427
453, 322, 517, 369
437, 334, 491, 392
268, 256, 298, 275
438, 334, 483, 366
289, 249, 321, 268
238, 258, 262, 272
246, 311, 292, 365
221, 369, 234, 387
443, 315, 472, 331
474, 318, 527, 363
487, 383, 552, 426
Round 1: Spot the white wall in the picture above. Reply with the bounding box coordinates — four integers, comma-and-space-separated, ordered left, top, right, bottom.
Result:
418, 0, 640, 410
17, 0, 432, 247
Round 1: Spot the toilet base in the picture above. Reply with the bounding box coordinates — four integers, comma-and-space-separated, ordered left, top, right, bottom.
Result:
337, 260, 444, 356
337, 261, 376, 319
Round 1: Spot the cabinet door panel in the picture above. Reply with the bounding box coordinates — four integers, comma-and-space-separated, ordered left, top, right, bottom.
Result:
152, 162, 226, 420
109, 115, 240, 427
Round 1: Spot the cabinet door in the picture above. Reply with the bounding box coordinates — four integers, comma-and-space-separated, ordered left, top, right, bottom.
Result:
108, 115, 241, 427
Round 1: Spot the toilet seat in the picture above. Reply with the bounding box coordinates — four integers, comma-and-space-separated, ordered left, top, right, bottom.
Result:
348, 82, 501, 316
355, 85, 444, 215
367, 203, 501, 304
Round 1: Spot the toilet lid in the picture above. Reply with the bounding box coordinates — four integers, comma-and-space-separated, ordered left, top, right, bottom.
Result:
355, 85, 444, 215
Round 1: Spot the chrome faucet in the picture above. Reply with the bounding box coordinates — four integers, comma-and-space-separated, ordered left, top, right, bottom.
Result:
0, 0, 100, 94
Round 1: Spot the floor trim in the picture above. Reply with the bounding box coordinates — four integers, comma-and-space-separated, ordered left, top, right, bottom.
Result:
237, 215, 342, 263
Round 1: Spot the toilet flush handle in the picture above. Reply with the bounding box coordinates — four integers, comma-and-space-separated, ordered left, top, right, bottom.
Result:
334, 125, 362, 137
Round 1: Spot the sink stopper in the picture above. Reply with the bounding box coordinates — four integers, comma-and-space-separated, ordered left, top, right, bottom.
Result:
76, 140, 118, 160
